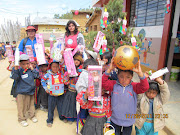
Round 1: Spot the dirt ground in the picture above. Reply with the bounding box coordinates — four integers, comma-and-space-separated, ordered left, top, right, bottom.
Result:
0, 58, 167, 135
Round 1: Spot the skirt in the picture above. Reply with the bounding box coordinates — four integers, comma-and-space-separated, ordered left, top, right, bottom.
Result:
61, 90, 77, 118
81, 115, 107, 135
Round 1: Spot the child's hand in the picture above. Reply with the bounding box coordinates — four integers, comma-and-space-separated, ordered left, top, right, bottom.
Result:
29, 64, 34, 70
133, 60, 143, 77
84, 88, 90, 99
107, 57, 116, 73
46, 90, 49, 94
144, 71, 150, 78
154, 77, 164, 85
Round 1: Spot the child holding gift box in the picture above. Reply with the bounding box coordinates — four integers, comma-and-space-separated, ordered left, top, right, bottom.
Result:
76, 88, 111, 135
75, 59, 99, 133
102, 58, 149, 135
135, 73, 170, 135
11, 54, 39, 127
41, 60, 67, 127
62, 53, 83, 124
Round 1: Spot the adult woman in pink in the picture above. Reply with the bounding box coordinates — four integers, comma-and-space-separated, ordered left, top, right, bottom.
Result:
65, 20, 85, 49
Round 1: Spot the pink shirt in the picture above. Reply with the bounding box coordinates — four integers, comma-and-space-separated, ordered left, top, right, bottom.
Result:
65, 32, 79, 49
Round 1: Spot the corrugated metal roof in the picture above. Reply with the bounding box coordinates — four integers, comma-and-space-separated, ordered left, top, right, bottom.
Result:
32, 17, 80, 26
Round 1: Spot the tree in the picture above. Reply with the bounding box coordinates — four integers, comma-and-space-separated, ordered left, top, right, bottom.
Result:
103, 0, 142, 50
54, 12, 73, 19
85, 0, 142, 51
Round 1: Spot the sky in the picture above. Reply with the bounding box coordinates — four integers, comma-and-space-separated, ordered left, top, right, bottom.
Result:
0, 0, 92, 26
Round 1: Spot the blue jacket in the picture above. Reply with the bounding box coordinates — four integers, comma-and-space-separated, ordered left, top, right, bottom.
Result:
18, 37, 37, 57
11, 67, 39, 95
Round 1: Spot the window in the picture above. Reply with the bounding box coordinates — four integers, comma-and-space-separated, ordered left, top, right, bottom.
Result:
94, 25, 97, 31
130, 0, 166, 27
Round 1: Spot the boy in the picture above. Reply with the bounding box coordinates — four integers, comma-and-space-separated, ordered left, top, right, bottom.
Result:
135, 75, 170, 135
11, 54, 39, 127
102, 58, 149, 135
41, 60, 67, 127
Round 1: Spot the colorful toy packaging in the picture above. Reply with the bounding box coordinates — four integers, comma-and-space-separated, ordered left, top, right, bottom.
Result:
34, 43, 46, 65
72, 44, 85, 56
25, 45, 34, 62
5, 45, 14, 61
50, 37, 65, 62
119, 17, 127, 35
101, 36, 107, 53
63, 49, 78, 77
36, 34, 45, 51
88, 65, 102, 101
93, 31, 105, 53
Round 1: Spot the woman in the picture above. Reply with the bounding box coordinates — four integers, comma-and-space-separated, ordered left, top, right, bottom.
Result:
65, 20, 85, 49
18, 25, 37, 57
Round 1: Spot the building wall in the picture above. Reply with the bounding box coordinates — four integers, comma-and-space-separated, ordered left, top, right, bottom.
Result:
73, 13, 89, 32
133, 25, 164, 71
88, 14, 101, 32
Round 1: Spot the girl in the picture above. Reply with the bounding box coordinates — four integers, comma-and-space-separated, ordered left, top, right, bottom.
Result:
62, 53, 83, 124
65, 20, 85, 49
101, 52, 112, 73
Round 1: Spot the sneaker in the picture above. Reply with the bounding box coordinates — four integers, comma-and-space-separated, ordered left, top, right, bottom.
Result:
20, 121, 28, 127
31, 117, 38, 123
63, 119, 68, 123
47, 123, 52, 127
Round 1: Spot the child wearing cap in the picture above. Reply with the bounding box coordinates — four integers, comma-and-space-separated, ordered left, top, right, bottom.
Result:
61, 53, 83, 124
41, 60, 68, 127
11, 54, 39, 127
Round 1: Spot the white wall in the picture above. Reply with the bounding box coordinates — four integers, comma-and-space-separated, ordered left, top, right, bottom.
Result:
172, 0, 180, 38
132, 25, 164, 38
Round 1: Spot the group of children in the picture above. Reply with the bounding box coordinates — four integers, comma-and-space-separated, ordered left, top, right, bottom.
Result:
9, 48, 170, 135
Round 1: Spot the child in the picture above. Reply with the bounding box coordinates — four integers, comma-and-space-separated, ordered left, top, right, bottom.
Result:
62, 53, 83, 124
101, 52, 112, 73
11, 54, 39, 127
38, 62, 49, 111
41, 60, 67, 127
75, 59, 99, 133
76, 89, 111, 135
102, 58, 149, 135
135, 75, 170, 135
86, 50, 97, 60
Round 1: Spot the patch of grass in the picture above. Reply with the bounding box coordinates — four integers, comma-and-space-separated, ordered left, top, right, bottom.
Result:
44, 42, 50, 47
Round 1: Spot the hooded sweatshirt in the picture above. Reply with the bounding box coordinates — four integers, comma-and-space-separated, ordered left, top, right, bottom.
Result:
102, 71, 149, 127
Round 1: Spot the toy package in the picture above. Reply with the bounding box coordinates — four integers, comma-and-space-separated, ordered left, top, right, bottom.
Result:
149, 67, 169, 80
50, 38, 65, 62
36, 34, 45, 51
34, 43, 46, 65
5, 45, 14, 61
93, 31, 105, 53
15, 48, 20, 66
25, 45, 34, 62
72, 44, 85, 56
101, 37, 107, 53
63, 49, 78, 77
88, 65, 102, 101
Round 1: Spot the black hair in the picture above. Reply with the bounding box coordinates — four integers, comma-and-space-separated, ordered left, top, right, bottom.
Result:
50, 62, 59, 66
102, 52, 112, 65
19, 60, 29, 63
118, 69, 133, 76
13, 41, 16, 43
39, 64, 48, 68
148, 80, 160, 93
65, 20, 78, 37
83, 59, 99, 69
45, 53, 50, 60
6, 41, 10, 44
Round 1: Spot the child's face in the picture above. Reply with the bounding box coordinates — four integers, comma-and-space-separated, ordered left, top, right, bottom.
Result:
74, 59, 80, 67
102, 56, 108, 64
20, 60, 30, 70
40, 65, 48, 72
118, 71, 133, 87
145, 89, 158, 99
51, 63, 59, 73
31, 61, 37, 68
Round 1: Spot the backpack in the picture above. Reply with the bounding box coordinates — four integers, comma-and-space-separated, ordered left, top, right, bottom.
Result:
23, 37, 29, 52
